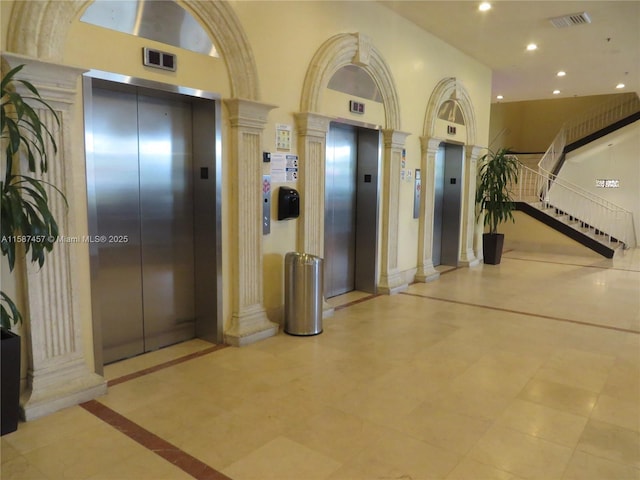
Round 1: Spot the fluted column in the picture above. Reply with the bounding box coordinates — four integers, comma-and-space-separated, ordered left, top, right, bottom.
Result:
415, 136, 442, 282
223, 99, 278, 346
459, 145, 483, 266
294, 112, 334, 316
3, 53, 107, 421
378, 129, 410, 294
294, 113, 333, 256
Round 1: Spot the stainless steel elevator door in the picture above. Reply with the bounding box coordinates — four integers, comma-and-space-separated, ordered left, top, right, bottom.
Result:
91, 86, 195, 363
433, 143, 463, 267
324, 123, 379, 298
325, 124, 358, 298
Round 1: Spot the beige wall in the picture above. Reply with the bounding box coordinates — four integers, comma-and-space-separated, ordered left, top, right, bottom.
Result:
490, 94, 627, 153
230, 0, 491, 317
2, 1, 492, 354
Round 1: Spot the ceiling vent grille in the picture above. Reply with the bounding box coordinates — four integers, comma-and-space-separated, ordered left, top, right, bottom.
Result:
549, 12, 592, 28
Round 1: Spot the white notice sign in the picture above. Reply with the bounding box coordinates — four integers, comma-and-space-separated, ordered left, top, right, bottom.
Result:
270, 153, 298, 182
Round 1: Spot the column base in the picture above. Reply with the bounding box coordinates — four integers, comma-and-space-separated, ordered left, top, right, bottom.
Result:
377, 271, 409, 295
415, 261, 440, 283
459, 248, 479, 267
20, 359, 107, 421
224, 307, 279, 347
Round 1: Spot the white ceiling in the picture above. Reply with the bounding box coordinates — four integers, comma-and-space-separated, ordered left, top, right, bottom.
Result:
380, 1, 640, 103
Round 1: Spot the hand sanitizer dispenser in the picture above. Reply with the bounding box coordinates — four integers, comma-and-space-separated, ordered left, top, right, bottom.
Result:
278, 187, 300, 220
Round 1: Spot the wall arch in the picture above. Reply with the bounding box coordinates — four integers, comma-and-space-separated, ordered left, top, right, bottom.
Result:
297, 32, 409, 298
300, 32, 400, 130
5, 0, 260, 100
423, 77, 477, 144
416, 77, 481, 282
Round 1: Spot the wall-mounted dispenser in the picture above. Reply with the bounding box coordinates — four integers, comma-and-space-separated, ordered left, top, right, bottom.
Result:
278, 187, 300, 220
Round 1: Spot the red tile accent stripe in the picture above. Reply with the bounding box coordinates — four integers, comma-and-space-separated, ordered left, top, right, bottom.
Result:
401, 291, 640, 335
108, 344, 228, 387
80, 400, 231, 480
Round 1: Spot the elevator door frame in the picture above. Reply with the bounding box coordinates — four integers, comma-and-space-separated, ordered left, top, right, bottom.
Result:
83, 70, 223, 372
324, 121, 381, 298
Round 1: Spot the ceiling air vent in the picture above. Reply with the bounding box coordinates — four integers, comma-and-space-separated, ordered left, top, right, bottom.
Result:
549, 12, 592, 28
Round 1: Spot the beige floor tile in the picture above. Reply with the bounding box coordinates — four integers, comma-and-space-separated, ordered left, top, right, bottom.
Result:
576, 419, 640, 468
5, 248, 638, 480
602, 358, 640, 403
1, 438, 22, 464
591, 394, 640, 432
534, 348, 616, 393
2, 406, 104, 454
495, 399, 588, 447
22, 422, 144, 480
85, 450, 194, 480
468, 424, 574, 479
175, 410, 284, 470
284, 406, 388, 463
394, 400, 492, 455
562, 451, 640, 480
518, 378, 599, 417
221, 436, 342, 480
0, 454, 51, 480
446, 457, 524, 480
334, 428, 461, 480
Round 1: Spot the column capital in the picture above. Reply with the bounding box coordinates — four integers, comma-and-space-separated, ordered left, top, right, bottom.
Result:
381, 129, 410, 148
223, 98, 277, 129
420, 135, 443, 155
294, 112, 333, 136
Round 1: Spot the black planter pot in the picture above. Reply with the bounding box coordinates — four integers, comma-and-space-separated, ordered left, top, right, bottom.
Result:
1, 329, 21, 436
482, 233, 505, 265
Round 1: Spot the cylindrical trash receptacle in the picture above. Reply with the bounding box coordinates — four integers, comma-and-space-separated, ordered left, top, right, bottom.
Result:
284, 252, 323, 335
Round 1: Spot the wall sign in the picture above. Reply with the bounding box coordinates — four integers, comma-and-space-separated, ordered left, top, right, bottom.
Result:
270, 153, 298, 182
276, 124, 292, 151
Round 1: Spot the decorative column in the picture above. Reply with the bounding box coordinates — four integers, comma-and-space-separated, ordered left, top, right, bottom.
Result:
294, 112, 333, 257
459, 145, 483, 266
223, 99, 279, 346
3, 53, 107, 421
415, 136, 442, 282
294, 112, 334, 315
378, 129, 411, 294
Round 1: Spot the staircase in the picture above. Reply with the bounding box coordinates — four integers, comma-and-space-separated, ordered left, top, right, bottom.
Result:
510, 93, 639, 258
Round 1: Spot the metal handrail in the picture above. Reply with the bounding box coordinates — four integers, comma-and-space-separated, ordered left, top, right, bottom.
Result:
514, 163, 637, 248
538, 93, 640, 174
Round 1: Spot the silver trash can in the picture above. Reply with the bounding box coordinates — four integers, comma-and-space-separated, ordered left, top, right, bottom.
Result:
284, 252, 323, 336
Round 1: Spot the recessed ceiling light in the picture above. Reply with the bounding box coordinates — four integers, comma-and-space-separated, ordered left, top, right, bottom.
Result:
479, 2, 492, 11
557, 71, 566, 77
553, 90, 561, 95
526, 43, 538, 51
496, 95, 504, 100
616, 83, 625, 89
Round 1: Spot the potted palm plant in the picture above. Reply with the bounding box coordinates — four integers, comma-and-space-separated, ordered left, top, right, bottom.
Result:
475, 147, 519, 265
1, 62, 64, 435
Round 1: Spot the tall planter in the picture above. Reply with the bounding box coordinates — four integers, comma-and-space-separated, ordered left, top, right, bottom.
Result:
1, 329, 20, 435
475, 148, 519, 265
482, 233, 505, 265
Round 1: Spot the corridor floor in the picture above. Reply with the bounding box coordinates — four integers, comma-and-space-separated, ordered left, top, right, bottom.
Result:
2, 249, 639, 479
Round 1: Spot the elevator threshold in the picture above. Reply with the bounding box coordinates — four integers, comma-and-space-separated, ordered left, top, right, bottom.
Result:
103, 339, 217, 380
326, 290, 374, 309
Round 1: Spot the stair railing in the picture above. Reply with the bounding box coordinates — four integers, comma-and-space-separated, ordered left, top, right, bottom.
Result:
514, 163, 637, 249
564, 92, 640, 144
538, 93, 640, 175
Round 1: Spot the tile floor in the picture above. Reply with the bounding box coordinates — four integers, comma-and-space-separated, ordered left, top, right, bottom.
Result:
2, 248, 639, 480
